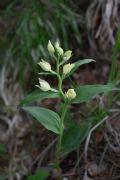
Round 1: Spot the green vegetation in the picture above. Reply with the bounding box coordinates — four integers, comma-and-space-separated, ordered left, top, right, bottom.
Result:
0, 1, 120, 179
0, 0, 81, 85
21, 41, 119, 173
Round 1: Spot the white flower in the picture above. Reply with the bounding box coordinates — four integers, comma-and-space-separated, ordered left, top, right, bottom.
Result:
63, 50, 72, 61
48, 40, 55, 55
38, 59, 51, 72
36, 78, 51, 91
63, 63, 75, 75
55, 41, 64, 56
65, 89, 76, 100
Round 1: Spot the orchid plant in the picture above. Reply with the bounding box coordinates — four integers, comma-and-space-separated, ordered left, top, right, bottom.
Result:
20, 40, 118, 170
35, 41, 79, 167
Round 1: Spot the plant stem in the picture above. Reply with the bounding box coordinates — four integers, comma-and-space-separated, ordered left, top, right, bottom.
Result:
55, 102, 68, 168
108, 28, 120, 83
56, 58, 65, 99
108, 53, 117, 83
55, 57, 68, 168
58, 75, 65, 99
108, 52, 117, 107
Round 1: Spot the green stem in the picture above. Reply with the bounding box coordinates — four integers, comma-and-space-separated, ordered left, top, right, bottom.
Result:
58, 75, 65, 99
108, 53, 117, 83
55, 57, 68, 169
108, 52, 117, 107
56, 58, 65, 99
55, 102, 68, 168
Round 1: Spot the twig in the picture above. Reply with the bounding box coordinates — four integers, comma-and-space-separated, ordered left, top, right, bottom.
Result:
113, 175, 120, 179
32, 138, 57, 167
84, 116, 108, 163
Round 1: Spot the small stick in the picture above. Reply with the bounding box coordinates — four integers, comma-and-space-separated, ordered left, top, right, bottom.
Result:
84, 116, 108, 163
32, 138, 57, 167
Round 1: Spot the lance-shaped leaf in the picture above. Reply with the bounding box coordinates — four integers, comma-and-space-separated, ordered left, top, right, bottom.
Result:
73, 84, 119, 104
64, 59, 95, 78
22, 106, 61, 134
20, 90, 59, 106
61, 122, 91, 154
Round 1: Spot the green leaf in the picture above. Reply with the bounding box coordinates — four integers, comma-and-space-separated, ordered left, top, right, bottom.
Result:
65, 59, 95, 78
114, 28, 120, 54
22, 106, 61, 134
20, 90, 59, 106
27, 169, 49, 180
0, 144, 6, 154
73, 84, 119, 104
61, 122, 91, 154
0, 176, 7, 180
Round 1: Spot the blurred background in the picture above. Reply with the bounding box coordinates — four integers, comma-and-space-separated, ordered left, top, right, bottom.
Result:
0, 0, 120, 179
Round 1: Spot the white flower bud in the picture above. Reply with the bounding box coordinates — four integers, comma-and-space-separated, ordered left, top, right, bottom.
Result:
63, 50, 72, 61
38, 59, 51, 72
55, 41, 64, 56
48, 40, 55, 55
36, 78, 51, 91
63, 63, 75, 75
65, 89, 76, 100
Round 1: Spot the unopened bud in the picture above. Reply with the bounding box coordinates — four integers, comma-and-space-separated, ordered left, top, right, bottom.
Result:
65, 89, 76, 100
36, 78, 51, 91
63, 50, 72, 61
48, 40, 55, 55
38, 59, 51, 72
63, 63, 75, 75
55, 41, 64, 56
